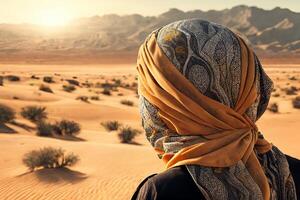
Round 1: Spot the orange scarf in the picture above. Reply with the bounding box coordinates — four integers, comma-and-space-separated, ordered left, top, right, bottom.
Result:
137, 33, 273, 200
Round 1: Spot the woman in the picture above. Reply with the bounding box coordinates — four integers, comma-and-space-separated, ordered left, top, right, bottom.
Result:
132, 19, 299, 200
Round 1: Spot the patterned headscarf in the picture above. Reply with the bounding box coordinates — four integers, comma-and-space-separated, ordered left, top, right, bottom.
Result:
138, 19, 296, 200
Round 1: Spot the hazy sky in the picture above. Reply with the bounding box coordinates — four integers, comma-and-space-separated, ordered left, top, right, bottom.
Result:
1, 0, 300, 25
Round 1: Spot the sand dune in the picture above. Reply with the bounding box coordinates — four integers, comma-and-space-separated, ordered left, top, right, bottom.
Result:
0, 64, 299, 199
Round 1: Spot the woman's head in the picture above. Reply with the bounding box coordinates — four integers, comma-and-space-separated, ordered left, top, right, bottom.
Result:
137, 18, 273, 167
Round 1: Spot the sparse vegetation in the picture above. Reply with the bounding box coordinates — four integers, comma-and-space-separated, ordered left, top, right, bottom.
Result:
102, 88, 111, 96
36, 121, 53, 137
66, 79, 80, 86
43, 76, 54, 83
0, 76, 3, 86
52, 120, 81, 136
101, 120, 122, 131
284, 86, 298, 95
120, 100, 134, 106
63, 84, 76, 92
22, 147, 79, 171
5, 75, 20, 82
21, 106, 47, 123
268, 103, 279, 113
118, 126, 141, 144
31, 75, 39, 80
0, 104, 15, 123
39, 84, 53, 93
292, 96, 300, 109
272, 93, 280, 97
90, 96, 100, 101
76, 96, 89, 103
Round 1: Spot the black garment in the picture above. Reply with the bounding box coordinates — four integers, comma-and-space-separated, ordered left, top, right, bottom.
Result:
132, 155, 300, 200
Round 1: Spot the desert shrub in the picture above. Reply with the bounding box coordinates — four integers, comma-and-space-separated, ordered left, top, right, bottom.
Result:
0, 76, 3, 86
101, 120, 122, 131
102, 88, 111, 96
0, 104, 15, 123
5, 75, 20, 81
39, 84, 53, 93
21, 106, 47, 123
292, 96, 300, 109
76, 96, 89, 103
43, 76, 54, 83
113, 79, 122, 87
66, 79, 80, 86
118, 93, 124, 96
118, 126, 141, 143
63, 84, 76, 92
285, 86, 298, 95
31, 75, 39, 80
22, 147, 79, 171
36, 121, 53, 137
52, 120, 81, 136
90, 96, 100, 101
120, 100, 134, 106
288, 76, 297, 81
272, 93, 280, 97
268, 103, 279, 113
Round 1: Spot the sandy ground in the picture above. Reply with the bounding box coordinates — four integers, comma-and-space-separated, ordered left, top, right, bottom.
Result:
0, 64, 299, 200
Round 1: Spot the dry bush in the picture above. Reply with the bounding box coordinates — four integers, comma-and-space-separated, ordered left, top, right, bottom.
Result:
52, 120, 81, 136
272, 93, 280, 97
0, 104, 15, 123
292, 96, 300, 109
90, 96, 100, 101
22, 147, 79, 171
31, 75, 40, 80
118, 126, 141, 144
0, 76, 3, 86
268, 103, 279, 113
63, 84, 76, 92
120, 100, 134, 106
36, 121, 53, 137
76, 96, 89, 103
39, 84, 53, 93
5, 75, 20, 82
102, 88, 111, 96
285, 86, 298, 95
43, 76, 54, 83
21, 106, 47, 123
66, 79, 80, 86
101, 120, 122, 131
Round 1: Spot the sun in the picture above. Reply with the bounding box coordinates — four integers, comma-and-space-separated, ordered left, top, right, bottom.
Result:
37, 9, 70, 27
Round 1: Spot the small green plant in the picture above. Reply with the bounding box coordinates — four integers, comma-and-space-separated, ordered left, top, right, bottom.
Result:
52, 120, 81, 136
5, 75, 20, 81
76, 96, 89, 103
63, 84, 76, 92
118, 126, 141, 144
21, 106, 47, 123
22, 147, 79, 171
0, 104, 15, 123
101, 120, 122, 131
120, 100, 134, 106
268, 103, 279, 113
43, 76, 54, 83
292, 96, 300, 109
39, 84, 53, 93
36, 121, 53, 137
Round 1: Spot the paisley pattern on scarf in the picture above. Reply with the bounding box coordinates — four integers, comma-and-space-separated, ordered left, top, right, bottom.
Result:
138, 19, 296, 200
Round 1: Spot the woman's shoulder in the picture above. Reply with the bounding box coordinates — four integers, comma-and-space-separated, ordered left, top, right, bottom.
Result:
131, 166, 205, 200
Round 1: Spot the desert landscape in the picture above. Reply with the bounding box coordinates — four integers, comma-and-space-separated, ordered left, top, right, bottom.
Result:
0, 4, 300, 200
0, 63, 299, 200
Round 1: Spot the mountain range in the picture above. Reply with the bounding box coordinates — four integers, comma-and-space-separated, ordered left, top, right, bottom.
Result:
1, 5, 300, 64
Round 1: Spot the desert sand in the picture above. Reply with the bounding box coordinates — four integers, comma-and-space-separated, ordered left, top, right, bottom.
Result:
0, 64, 299, 200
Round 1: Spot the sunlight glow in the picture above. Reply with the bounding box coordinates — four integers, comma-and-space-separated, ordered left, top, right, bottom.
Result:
36, 8, 70, 26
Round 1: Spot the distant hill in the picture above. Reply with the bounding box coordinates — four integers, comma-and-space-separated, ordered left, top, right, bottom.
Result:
1, 5, 300, 64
